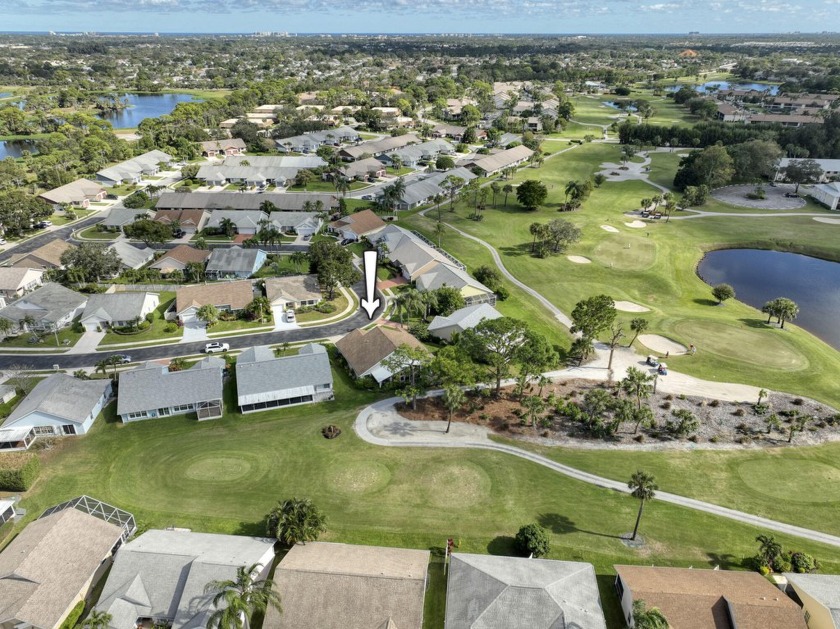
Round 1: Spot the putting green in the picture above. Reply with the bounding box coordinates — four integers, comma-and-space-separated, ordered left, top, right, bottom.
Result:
185, 456, 253, 481
328, 460, 392, 495
591, 234, 656, 271
671, 319, 809, 371
421, 462, 492, 509
738, 459, 840, 502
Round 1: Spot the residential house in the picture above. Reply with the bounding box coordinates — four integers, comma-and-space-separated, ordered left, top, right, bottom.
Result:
155, 191, 338, 213
38, 178, 106, 209
776, 158, 840, 183
197, 155, 327, 188
108, 241, 155, 270
442, 98, 477, 121
8, 238, 74, 270
265, 275, 322, 310
340, 156, 388, 180
381, 139, 455, 167
339, 134, 421, 161
275, 126, 361, 152
375, 225, 451, 281
117, 357, 225, 421
0, 385, 17, 404
433, 123, 467, 139
466, 144, 534, 176
614, 565, 807, 629
96, 530, 275, 629
80, 292, 159, 331
328, 209, 386, 241
236, 344, 333, 413
716, 102, 748, 122
810, 181, 840, 211
746, 113, 824, 127
175, 279, 254, 323
269, 211, 322, 236
0, 374, 111, 445
205, 209, 267, 235
416, 262, 496, 306
205, 246, 267, 279
428, 303, 502, 342
0, 505, 126, 629
199, 137, 247, 158
0, 283, 87, 333
96, 150, 173, 186
149, 245, 210, 275
526, 116, 544, 132
445, 554, 606, 629
152, 209, 209, 234
99, 207, 154, 232
388, 165, 478, 211
0, 267, 44, 299
335, 325, 426, 385
263, 542, 429, 629
784, 573, 840, 629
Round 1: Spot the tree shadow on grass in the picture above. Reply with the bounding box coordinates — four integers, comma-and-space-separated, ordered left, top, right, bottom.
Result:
538, 512, 622, 539
693, 298, 719, 307
499, 242, 532, 258
235, 519, 266, 537
739, 318, 773, 330
487, 535, 517, 556
705, 552, 747, 571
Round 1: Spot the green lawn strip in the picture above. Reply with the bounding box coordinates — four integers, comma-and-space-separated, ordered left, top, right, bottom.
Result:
568, 97, 619, 126
295, 294, 350, 323
107, 183, 142, 197
409, 142, 840, 408
253, 255, 311, 278
646, 151, 684, 190
99, 294, 181, 346
0, 133, 50, 141
0, 324, 82, 349
497, 436, 840, 539
16, 379, 840, 628
287, 180, 367, 193
50, 209, 95, 225
208, 318, 272, 334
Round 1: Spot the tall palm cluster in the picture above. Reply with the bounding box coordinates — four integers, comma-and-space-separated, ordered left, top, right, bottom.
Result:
392, 288, 439, 323
377, 177, 407, 215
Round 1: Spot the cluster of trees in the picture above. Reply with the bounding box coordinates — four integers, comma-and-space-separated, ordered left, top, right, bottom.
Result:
307, 240, 361, 299
528, 219, 582, 257
762, 297, 800, 329
57, 243, 122, 284
0, 190, 52, 237
516, 180, 548, 211
472, 265, 509, 301
392, 286, 467, 326
754, 534, 819, 575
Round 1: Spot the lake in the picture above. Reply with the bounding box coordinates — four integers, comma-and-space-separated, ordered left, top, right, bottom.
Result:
698, 249, 840, 350
96, 93, 200, 129
602, 101, 638, 112
666, 81, 780, 95
0, 140, 37, 160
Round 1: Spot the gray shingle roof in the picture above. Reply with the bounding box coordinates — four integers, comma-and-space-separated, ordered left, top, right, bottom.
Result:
3, 373, 110, 427
416, 262, 492, 294
205, 210, 267, 231
0, 283, 86, 326
155, 192, 338, 211
236, 344, 332, 406
82, 292, 155, 324
785, 573, 840, 619
97, 150, 172, 182
116, 361, 223, 416
100, 208, 153, 228
206, 246, 265, 274
428, 303, 502, 335
445, 554, 607, 629
109, 241, 155, 269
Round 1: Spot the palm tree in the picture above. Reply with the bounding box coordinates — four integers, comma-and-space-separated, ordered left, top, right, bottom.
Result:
522, 395, 546, 427
266, 497, 327, 546
289, 251, 308, 273
394, 289, 423, 323
442, 384, 465, 433
776, 297, 799, 329
420, 290, 438, 322
490, 181, 501, 207
0, 317, 12, 339
197, 304, 220, 327
628, 317, 649, 347
434, 220, 446, 248
80, 610, 113, 629
632, 600, 669, 629
219, 217, 237, 238
628, 470, 658, 541
502, 184, 513, 207
621, 367, 655, 413
205, 563, 282, 629
333, 174, 350, 197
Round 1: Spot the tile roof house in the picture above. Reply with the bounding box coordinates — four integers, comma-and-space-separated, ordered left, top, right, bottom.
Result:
96, 529, 275, 629
152, 209, 209, 234
38, 178, 106, 208
8, 238, 75, 270
382, 139, 455, 167
205, 246, 267, 279
415, 262, 496, 306
175, 279, 254, 321
265, 275, 322, 309
339, 134, 421, 161
341, 156, 388, 180
466, 144, 534, 176
149, 245, 210, 275
109, 241, 155, 270
96, 150, 173, 186
155, 192, 338, 212
117, 357, 225, 422
428, 303, 503, 342
80, 292, 159, 331
263, 542, 429, 629
0, 373, 111, 446
445, 554, 607, 629
236, 343, 333, 413
329, 209, 387, 241
199, 137, 247, 157
99, 207, 154, 231
335, 326, 426, 384
0, 507, 125, 629
0, 283, 87, 333
205, 209, 267, 236
614, 565, 807, 629
784, 573, 840, 629
0, 266, 44, 299
269, 211, 322, 236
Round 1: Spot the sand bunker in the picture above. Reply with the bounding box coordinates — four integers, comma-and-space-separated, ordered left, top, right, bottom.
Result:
567, 255, 591, 264
639, 334, 688, 355
615, 301, 650, 313
813, 217, 840, 225
624, 220, 646, 229
600, 225, 620, 233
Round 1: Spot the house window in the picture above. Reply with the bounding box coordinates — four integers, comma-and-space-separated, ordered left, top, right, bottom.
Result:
61, 425, 76, 436
33, 426, 56, 436
158, 407, 171, 417
173, 404, 194, 412
126, 411, 149, 420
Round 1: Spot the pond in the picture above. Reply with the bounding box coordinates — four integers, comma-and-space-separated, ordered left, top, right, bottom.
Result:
0, 140, 37, 160
96, 93, 200, 129
698, 248, 840, 350
666, 81, 780, 95
602, 101, 638, 112
0, 92, 12, 99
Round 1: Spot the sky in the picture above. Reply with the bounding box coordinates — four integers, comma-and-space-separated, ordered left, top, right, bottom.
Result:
0, 0, 837, 34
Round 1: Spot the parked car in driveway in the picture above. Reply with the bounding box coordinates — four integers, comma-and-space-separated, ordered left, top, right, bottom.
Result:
285, 310, 296, 323
362, 194, 375, 200
204, 342, 229, 354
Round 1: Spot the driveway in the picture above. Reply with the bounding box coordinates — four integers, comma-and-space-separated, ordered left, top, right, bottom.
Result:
68, 330, 106, 355
272, 306, 301, 331
180, 319, 208, 343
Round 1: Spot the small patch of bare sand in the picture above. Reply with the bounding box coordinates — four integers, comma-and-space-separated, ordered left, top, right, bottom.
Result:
813, 217, 840, 225
639, 334, 687, 355
615, 300, 650, 313
600, 224, 620, 233
624, 220, 646, 228
567, 255, 591, 264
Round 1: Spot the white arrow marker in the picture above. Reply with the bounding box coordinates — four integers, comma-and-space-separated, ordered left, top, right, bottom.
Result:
360, 250, 380, 320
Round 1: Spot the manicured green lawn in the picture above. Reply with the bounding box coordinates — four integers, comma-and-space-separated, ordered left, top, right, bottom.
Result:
50, 209, 95, 226
647, 151, 685, 189
0, 324, 82, 349
253, 255, 311, 277
296, 293, 350, 323
209, 317, 272, 333
99, 293, 182, 346
107, 183, 141, 197
287, 180, 367, 193
16, 373, 840, 629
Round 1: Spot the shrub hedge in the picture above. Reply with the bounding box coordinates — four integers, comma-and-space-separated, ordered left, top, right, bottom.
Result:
0, 452, 40, 491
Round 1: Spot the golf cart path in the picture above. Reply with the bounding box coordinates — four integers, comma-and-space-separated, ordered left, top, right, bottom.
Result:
355, 395, 840, 549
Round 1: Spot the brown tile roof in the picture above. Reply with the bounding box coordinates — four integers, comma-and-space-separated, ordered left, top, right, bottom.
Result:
265, 275, 322, 304
0, 508, 123, 629
330, 209, 387, 237
153, 209, 207, 228
264, 542, 429, 629
8, 238, 75, 269
615, 566, 806, 629
335, 326, 425, 377
38, 179, 105, 205
152, 244, 211, 268
175, 279, 253, 314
